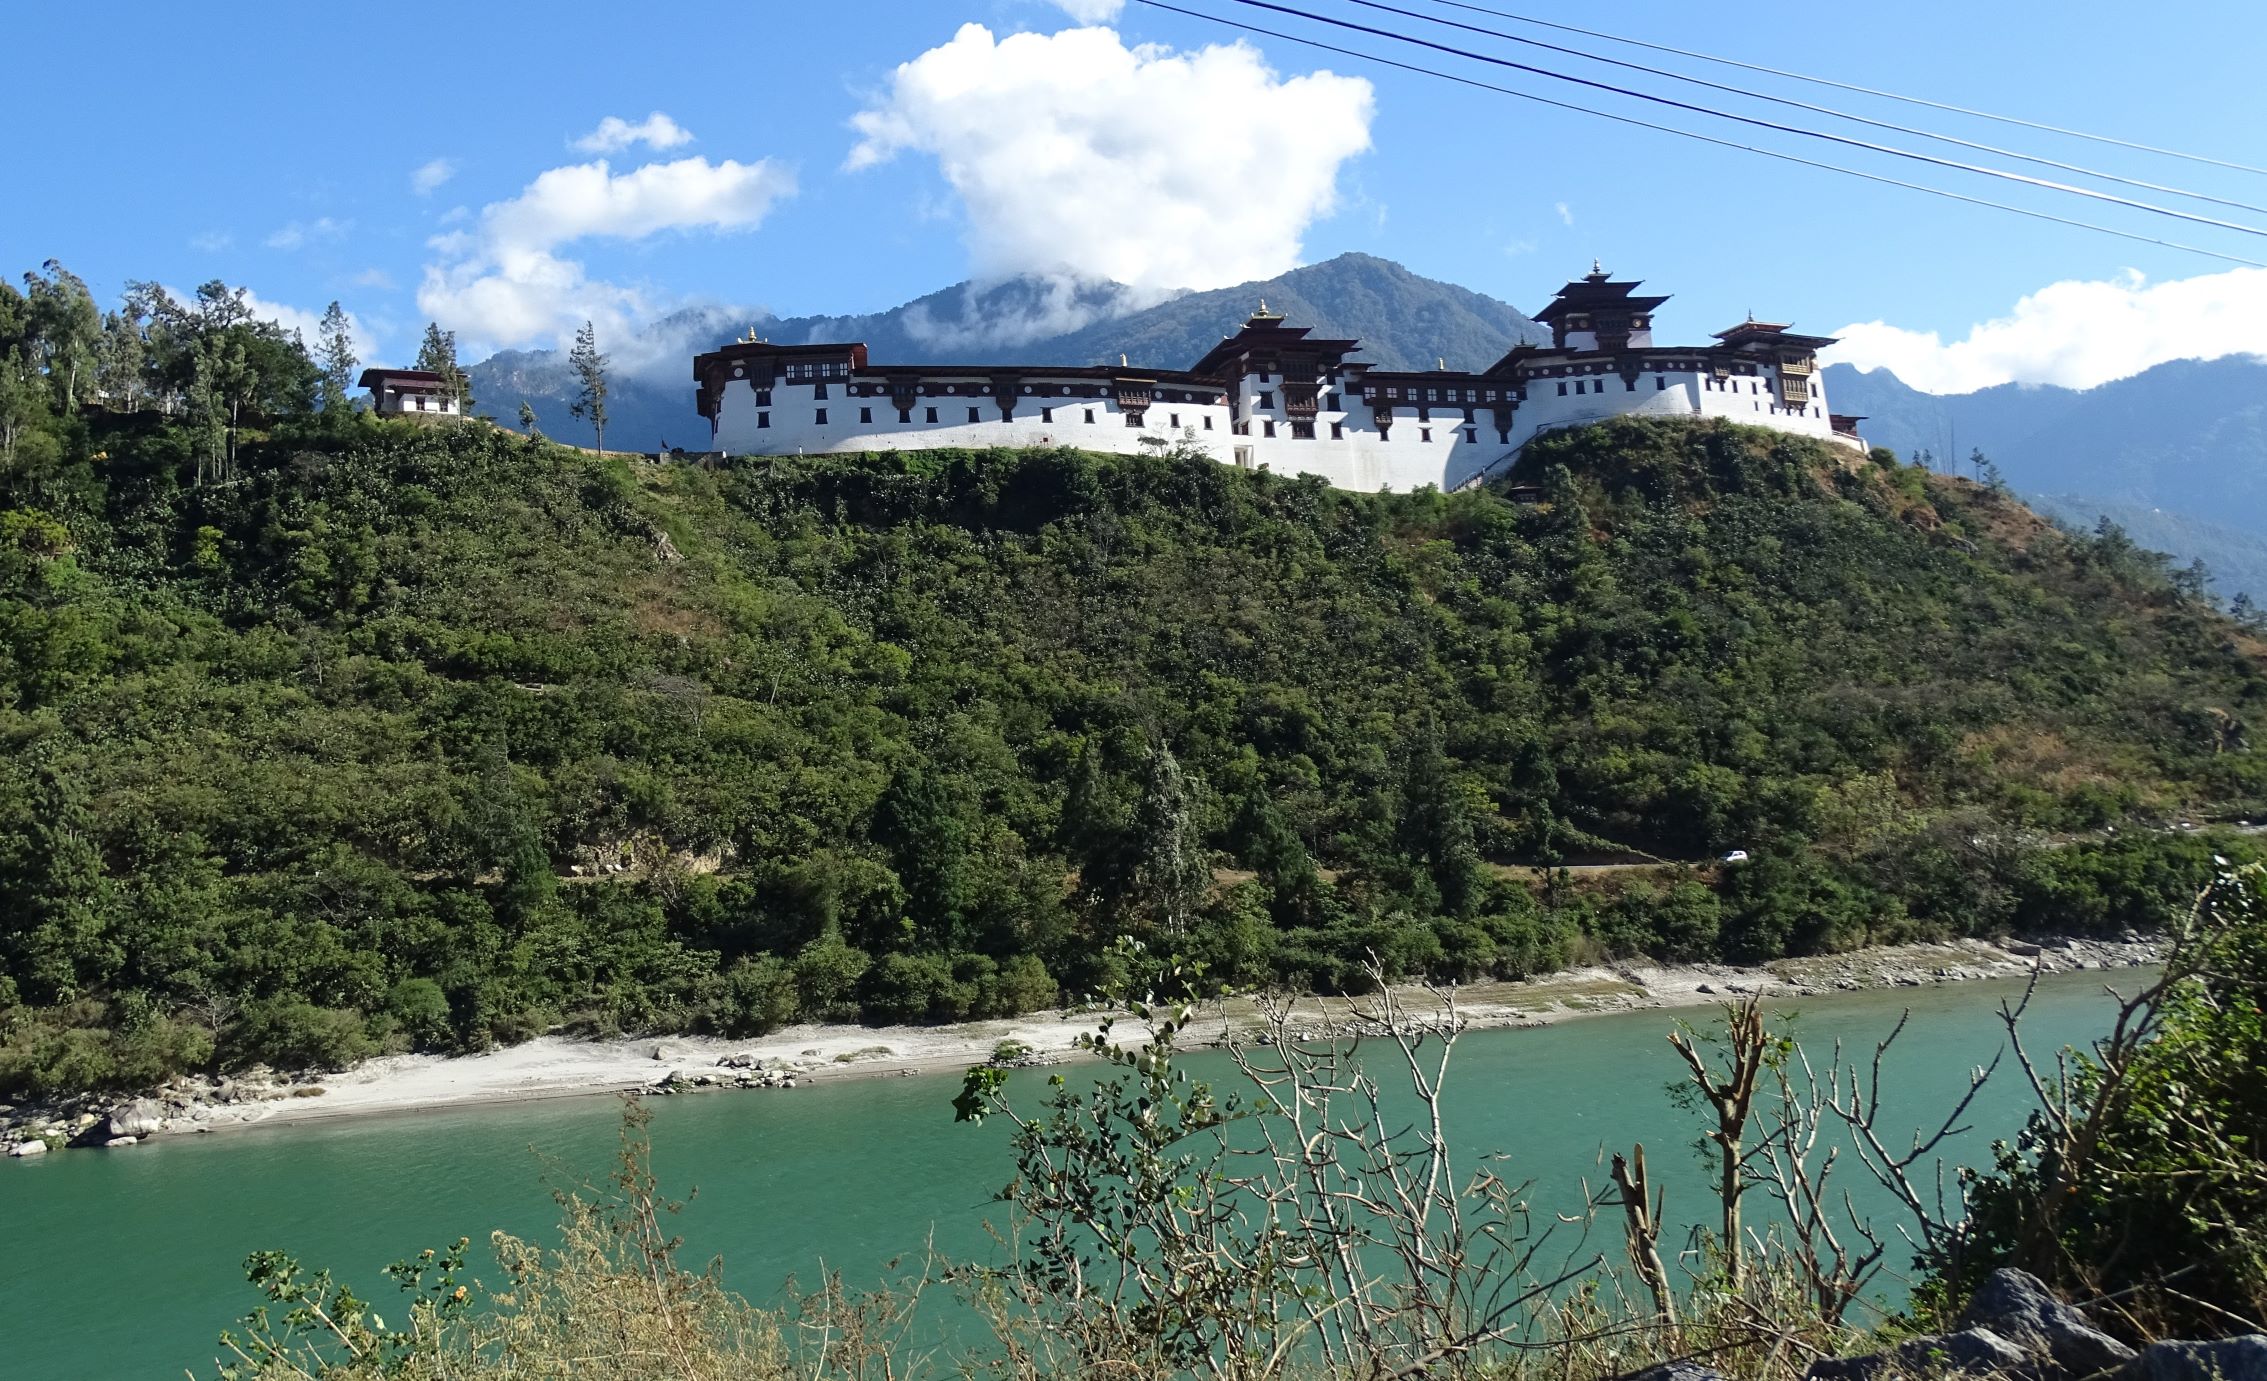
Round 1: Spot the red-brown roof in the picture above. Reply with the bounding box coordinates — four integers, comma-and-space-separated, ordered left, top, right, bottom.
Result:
358, 368, 447, 388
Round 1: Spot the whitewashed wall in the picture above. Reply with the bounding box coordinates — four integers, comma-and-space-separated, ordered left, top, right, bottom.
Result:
709, 355, 1852, 494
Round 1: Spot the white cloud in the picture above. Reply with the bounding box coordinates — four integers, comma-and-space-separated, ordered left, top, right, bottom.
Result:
1049, 0, 1125, 19
901, 275, 1154, 351
1554, 201, 1574, 226
417, 154, 795, 349
351, 267, 396, 290
573, 112, 695, 154
847, 23, 1373, 296
412, 158, 457, 195
190, 230, 233, 252
265, 217, 351, 251
1829, 265, 2267, 394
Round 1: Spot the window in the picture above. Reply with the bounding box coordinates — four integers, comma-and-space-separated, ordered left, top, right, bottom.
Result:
1483, 389, 1496, 402
1420, 427, 1433, 442
815, 408, 828, 425
898, 409, 912, 424
1325, 392, 1340, 410
757, 411, 770, 428
1387, 386, 1400, 399
859, 407, 873, 424
757, 388, 773, 406
1125, 411, 1145, 428
1625, 378, 1637, 392
1378, 425, 1391, 441
1202, 416, 1213, 430
1041, 407, 1053, 423
1258, 392, 1274, 409
925, 407, 939, 423
1169, 413, 1179, 428
1291, 420, 1314, 439
814, 383, 827, 400
1418, 407, 1431, 423
1084, 408, 1095, 424
1557, 381, 1568, 396
1496, 428, 1510, 444
1330, 421, 1343, 439
968, 407, 981, 423
1262, 420, 1276, 437
1655, 376, 1667, 390
1258, 370, 1270, 383
1464, 428, 1477, 444
1426, 388, 1439, 402
1462, 407, 1475, 422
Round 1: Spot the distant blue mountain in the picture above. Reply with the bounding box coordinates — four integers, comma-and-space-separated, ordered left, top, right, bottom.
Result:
1827, 355, 2267, 598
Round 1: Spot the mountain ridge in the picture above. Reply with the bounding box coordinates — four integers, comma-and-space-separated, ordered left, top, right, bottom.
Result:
473, 253, 1545, 453
1825, 354, 2267, 596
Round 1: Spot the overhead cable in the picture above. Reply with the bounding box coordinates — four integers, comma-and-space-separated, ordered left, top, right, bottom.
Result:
1211, 0, 2267, 241
1341, 0, 2267, 217
1414, 0, 2267, 180
1130, 0, 2267, 269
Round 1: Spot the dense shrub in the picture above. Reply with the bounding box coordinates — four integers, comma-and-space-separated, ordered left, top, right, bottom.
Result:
4, 372, 2264, 1090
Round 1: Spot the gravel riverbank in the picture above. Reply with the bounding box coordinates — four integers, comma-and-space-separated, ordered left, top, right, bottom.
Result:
1, 933, 2160, 1155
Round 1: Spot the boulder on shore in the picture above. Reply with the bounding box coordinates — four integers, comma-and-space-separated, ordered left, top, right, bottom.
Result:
7, 1139, 48, 1157
107, 1099, 164, 1139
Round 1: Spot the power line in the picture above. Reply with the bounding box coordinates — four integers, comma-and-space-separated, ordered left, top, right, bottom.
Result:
1340, 0, 2267, 218
1130, 0, 2267, 269
1413, 0, 2267, 181
1213, 0, 2267, 242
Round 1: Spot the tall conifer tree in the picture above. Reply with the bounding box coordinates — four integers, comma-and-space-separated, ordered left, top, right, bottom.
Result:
568, 320, 609, 455
316, 302, 356, 413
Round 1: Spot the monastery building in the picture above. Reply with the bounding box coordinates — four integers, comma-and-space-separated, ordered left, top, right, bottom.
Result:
694, 266, 1863, 493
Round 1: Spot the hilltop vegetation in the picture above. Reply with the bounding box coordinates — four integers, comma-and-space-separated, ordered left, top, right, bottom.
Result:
2, 270, 2263, 1092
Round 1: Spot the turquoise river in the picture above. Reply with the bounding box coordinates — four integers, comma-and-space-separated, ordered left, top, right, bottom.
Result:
1, 969, 2135, 1376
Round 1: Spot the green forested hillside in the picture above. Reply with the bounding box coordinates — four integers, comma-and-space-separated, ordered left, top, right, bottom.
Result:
4, 387, 2263, 1091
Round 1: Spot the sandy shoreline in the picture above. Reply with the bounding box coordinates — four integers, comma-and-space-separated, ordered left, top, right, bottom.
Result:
2, 934, 2159, 1152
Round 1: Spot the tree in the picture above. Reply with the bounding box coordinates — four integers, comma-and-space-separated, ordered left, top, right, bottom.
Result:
413, 322, 468, 412
316, 302, 357, 414
872, 765, 972, 951
569, 320, 609, 455
0, 348, 50, 467
1396, 725, 1484, 920
1059, 740, 1127, 900
95, 308, 146, 412
1229, 786, 1324, 927
21, 260, 100, 411
517, 399, 539, 436
1123, 743, 1210, 935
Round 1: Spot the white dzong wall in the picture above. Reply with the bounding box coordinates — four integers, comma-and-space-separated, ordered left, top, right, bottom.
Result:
697, 270, 1858, 495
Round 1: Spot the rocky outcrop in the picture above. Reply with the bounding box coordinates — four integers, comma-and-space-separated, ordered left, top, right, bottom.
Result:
1958, 1268, 2134, 1376
1806, 1327, 2028, 1381
2110, 1337, 2267, 1381
1801, 1271, 2267, 1381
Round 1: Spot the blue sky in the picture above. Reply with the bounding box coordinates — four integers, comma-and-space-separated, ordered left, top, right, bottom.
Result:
6, 0, 2263, 392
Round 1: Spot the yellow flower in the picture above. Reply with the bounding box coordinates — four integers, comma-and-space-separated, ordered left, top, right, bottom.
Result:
452, 1286, 468, 1301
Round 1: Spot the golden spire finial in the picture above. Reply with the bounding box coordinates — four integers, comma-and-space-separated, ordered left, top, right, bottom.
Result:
1436, 356, 1447, 371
